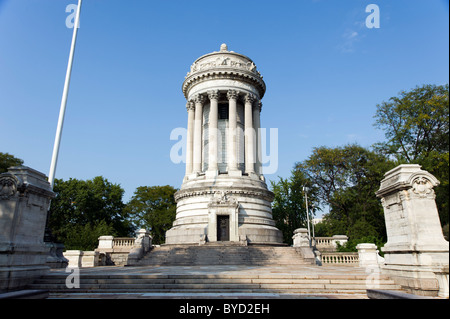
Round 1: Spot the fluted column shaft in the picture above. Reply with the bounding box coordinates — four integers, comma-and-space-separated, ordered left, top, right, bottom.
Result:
253, 101, 262, 175
227, 90, 238, 172
193, 94, 205, 173
245, 94, 256, 174
208, 90, 219, 173
185, 101, 195, 175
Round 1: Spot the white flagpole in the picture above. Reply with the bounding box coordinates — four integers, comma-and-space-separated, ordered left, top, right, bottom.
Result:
49, 0, 83, 189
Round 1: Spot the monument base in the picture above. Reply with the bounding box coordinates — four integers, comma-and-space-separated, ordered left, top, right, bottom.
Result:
166, 174, 283, 246
381, 247, 449, 296
165, 223, 283, 246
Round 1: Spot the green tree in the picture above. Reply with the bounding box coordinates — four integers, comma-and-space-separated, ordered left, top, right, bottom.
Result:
0, 152, 24, 173
48, 176, 132, 250
295, 144, 394, 242
125, 185, 177, 245
62, 220, 116, 251
373, 84, 449, 226
271, 169, 318, 245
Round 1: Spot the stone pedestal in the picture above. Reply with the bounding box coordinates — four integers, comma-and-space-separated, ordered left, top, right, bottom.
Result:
292, 228, 316, 265
128, 229, 152, 265
356, 243, 383, 269
376, 164, 449, 296
0, 166, 55, 291
64, 250, 99, 268
292, 228, 309, 247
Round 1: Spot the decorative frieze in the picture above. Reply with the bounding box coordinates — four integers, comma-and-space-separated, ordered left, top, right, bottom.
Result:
174, 187, 275, 202
183, 70, 266, 100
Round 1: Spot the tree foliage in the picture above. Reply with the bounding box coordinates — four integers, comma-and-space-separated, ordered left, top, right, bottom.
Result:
271, 169, 319, 245
125, 185, 177, 245
373, 84, 449, 162
48, 176, 132, 250
295, 144, 394, 241
374, 84, 449, 226
0, 152, 24, 173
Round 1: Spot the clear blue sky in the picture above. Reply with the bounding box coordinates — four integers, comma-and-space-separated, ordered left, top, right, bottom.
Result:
1, 0, 449, 207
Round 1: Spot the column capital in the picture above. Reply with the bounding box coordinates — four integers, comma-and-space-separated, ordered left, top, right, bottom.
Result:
227, 89, 239, 101
194, 94, 205, 104
244, 93, 256, 104
207, 90, 220, 101
186, 100, 195, 112
257, 101, 262, 112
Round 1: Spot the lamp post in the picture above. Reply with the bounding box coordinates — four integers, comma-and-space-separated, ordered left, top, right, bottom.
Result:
311, 203, 316, 247
303, 186, 311, 247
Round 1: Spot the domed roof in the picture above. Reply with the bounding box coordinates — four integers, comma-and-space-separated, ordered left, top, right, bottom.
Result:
182, 44, 266, 99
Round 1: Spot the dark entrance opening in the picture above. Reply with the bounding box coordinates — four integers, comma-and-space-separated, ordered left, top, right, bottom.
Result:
217, 215, 230, 241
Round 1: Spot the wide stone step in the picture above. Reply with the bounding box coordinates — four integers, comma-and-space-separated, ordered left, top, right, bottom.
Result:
134, 245, 310, 266
29, 273, 401, 295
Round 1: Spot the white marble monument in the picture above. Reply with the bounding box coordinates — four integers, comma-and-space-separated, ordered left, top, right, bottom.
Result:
376, 164, 449, 296
166, 44, 283, 245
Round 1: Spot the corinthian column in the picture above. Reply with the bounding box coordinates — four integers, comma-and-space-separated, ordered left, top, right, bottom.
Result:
253, 100, 262, 176
245, 93, 256, 174
193, 94, 205, 173
185, 100, 195, 175
227, 90, 239, 172
208, 90, 219, 174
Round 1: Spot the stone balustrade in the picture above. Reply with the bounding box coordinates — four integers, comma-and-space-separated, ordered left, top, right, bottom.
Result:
62, 230, 151, 268
321, 252, 359, 265
113, 238, 135, 247
315, 237, 334, 247
314, 235, 348, 252
96, 230, 151, 266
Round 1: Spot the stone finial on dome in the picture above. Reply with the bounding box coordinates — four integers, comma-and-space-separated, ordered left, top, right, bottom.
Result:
220, 43, 228, 52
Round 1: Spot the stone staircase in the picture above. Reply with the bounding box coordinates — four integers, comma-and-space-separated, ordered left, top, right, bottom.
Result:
131, 244, 312, 266
28, 244, 404, 297
28, 266, 402, 296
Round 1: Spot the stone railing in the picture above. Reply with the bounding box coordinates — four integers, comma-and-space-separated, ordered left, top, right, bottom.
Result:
321, 252, 359, 265
314, 235, 348, 252
62, 229, 152, 267
95, 230, 151, 266
315, 237, 334, 247
113, 237, 135, 247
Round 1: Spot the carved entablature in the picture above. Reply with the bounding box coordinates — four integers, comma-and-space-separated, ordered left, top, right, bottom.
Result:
182, 44, 266, 100
187, 55, 260, 78
174, 187, 274, 203
0, 173, 21, 200
376, 164, 440, 199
